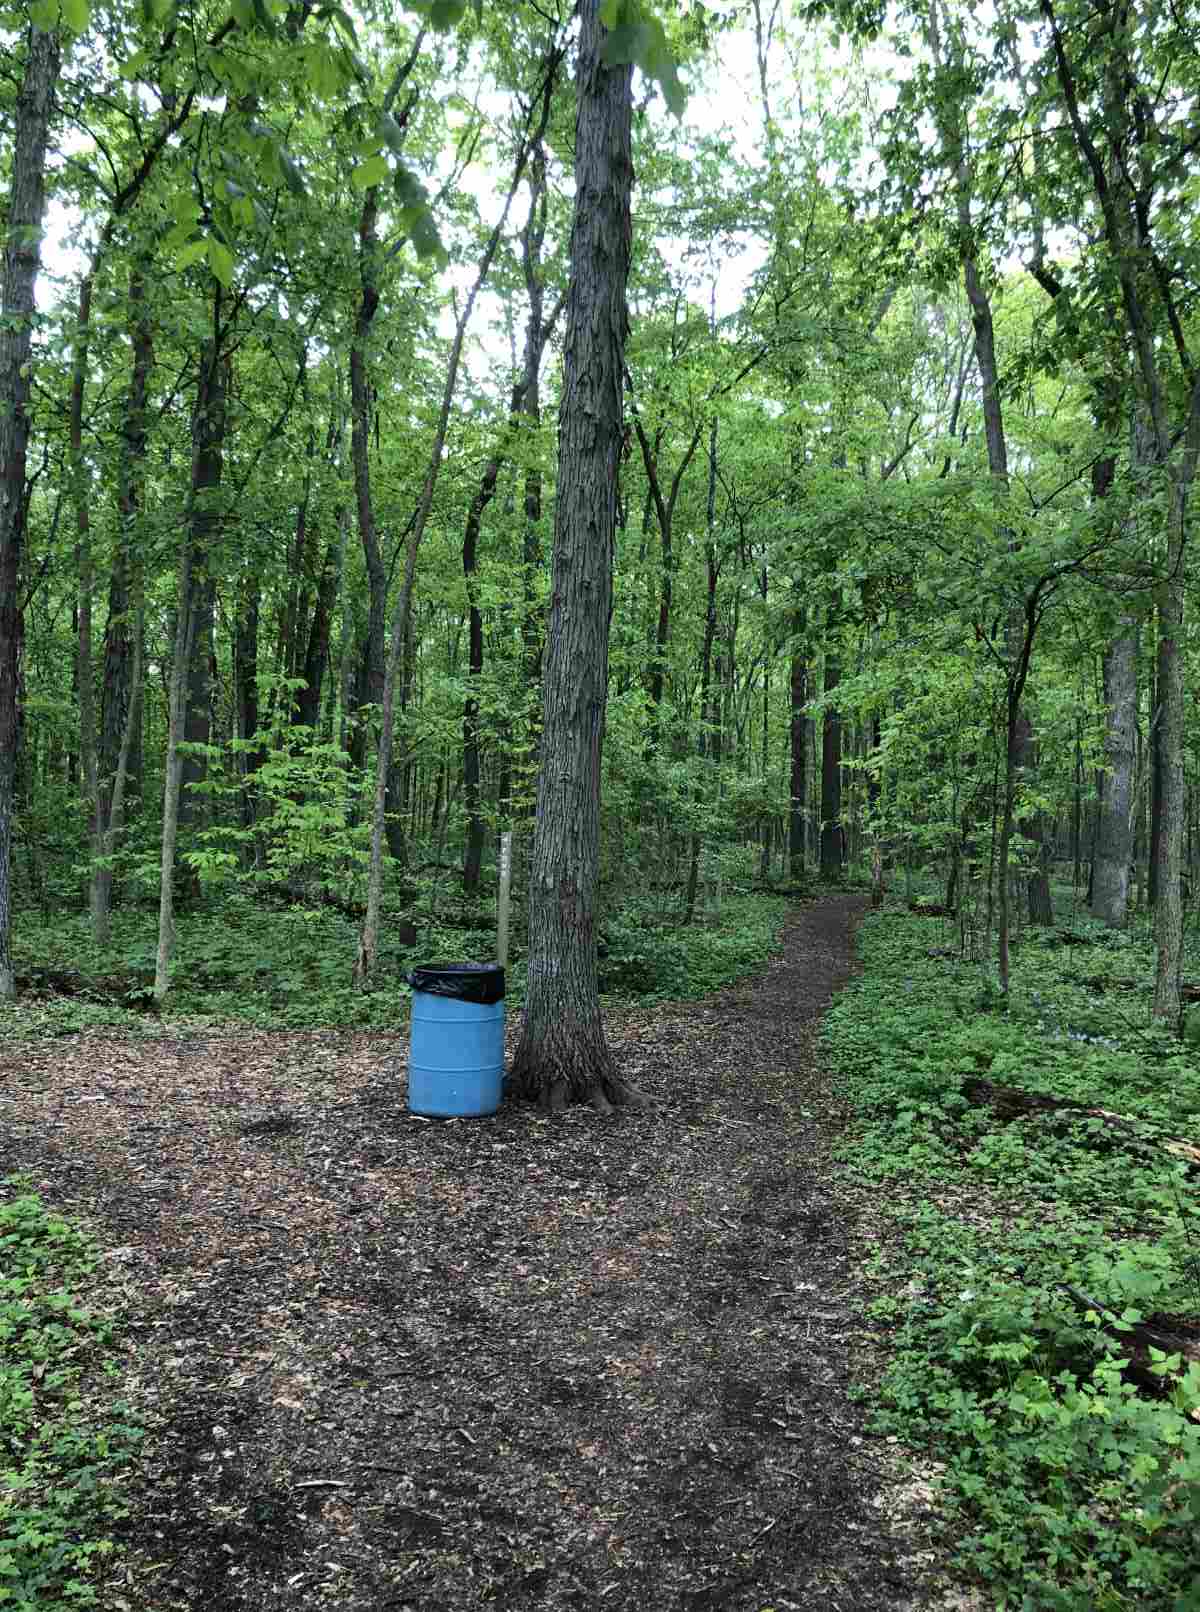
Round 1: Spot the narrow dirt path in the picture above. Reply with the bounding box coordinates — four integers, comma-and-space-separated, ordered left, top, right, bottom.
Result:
0, 894, 944, 1611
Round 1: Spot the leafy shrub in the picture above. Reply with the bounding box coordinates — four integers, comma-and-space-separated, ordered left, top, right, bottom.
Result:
598, 895, 790, 1001
826, 909, 1200, 1608
0, 1186, 141, 1608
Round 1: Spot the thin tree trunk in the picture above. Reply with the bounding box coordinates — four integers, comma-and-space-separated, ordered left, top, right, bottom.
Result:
355, 40, 563, 985
520, 145, 552, 779
820, 637, 842, 879
156, 329, 226, 1000
1091, 626, 1137, 926
0, 23, 60, 999
69, 272, 102, 930
95, 259, 153, 934
685, 450, 720, 927
234, 572, 261, 846
94, 612, 143, 947
788, 604, 806, 881
461, 201, 562, 890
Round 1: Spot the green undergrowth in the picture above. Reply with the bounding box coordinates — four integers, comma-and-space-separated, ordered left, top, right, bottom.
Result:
0, 1183, 141, 1608
1, 889, 791, 1037
826, 907, 1200, 1611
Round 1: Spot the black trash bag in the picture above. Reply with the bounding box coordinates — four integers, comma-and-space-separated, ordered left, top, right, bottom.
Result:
406, 962, 505, 1005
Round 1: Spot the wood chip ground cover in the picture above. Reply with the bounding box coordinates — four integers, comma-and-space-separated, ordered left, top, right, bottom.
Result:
0, 896, 955, 1611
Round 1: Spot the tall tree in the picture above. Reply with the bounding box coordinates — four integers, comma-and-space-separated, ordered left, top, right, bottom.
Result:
0, 19, 61, 999
1040, 0, 1200, 1020
508, 0, 646, 1111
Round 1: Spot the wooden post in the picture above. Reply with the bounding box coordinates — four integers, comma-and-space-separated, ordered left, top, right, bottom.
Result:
497, 829, 513, 970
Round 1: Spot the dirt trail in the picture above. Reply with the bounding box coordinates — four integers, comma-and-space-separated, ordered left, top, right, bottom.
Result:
0, 894, 947, 1611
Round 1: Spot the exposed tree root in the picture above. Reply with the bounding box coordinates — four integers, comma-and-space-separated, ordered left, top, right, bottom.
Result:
509, 1058, 656, 1116
961, 1077, 1200, 1168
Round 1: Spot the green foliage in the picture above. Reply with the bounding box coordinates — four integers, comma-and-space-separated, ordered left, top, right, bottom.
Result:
827, 910, 1200, 1608
600, 0, 686, 116
0, 1188, 142, 1609
598, 893, 789, 1000
3, 886, 789, 1035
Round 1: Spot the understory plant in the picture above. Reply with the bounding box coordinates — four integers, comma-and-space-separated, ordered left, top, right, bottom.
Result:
0, 1184, 142, 1608
2, 876, 791, 1036
826, 903, 1200, 1610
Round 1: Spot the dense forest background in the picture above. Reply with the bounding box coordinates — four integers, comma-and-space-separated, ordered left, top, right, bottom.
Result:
1, 0, 1198, 1020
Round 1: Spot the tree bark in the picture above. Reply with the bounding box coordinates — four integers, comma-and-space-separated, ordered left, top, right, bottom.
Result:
1091, 626, 1137, 927
1040, 0, 1199, 1021
234, 571, 262, 845
0, 23, 60, 998
788, 603, 806, 882
96, 258, 153, 932
156, 330, 226, 1000
819, 636, 842, 879
520, 144, 552, 777
508, 0, 642, 1111
295, 530, 341, 732
461, 181, 562, 890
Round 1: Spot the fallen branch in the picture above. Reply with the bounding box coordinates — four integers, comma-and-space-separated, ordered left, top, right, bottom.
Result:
960, 1078, 1200, 1168
1057, 1283, 1200, 1390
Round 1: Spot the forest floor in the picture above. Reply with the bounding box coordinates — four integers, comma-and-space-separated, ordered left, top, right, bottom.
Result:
0, 894, 974, 1612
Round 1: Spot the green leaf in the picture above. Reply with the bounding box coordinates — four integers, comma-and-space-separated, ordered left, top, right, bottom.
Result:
175, 238, 208, 271
409, 208, 445, 263
392, 163, 426, 208
119, 48, 150, 80
601, 9, 686, 116
207, 238, 235, 287
60, 0, 89, 28
379, 111, 406, 156
168, 190, 200, 225
351, 154, 389, 190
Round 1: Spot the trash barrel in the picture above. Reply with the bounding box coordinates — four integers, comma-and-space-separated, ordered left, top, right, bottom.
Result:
406, 963, 505, 1117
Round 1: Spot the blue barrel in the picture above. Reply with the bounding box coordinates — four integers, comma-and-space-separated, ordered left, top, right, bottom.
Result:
407, 963, 505, 1117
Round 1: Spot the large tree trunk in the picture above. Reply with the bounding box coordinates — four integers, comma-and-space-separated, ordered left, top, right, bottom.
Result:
1151, 426, 1197, 1019
508, 0, 642, 1112
0, 24, 59, 999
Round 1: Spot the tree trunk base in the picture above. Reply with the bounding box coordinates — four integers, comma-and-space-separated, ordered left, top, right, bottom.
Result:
507, 1052, 655, 1116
